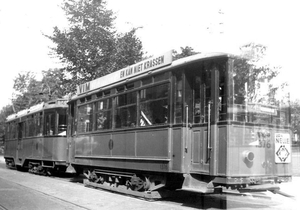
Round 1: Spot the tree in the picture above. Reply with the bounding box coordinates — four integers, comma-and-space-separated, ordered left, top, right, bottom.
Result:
0, 105, 14, 139
40, 68, 72, 100
46, 0, 144, 91
11, 69, 69, 112
111, 28, 144, 74
234, 43, 286, 105
12, 72, 43, 111
173, 46, 199, 60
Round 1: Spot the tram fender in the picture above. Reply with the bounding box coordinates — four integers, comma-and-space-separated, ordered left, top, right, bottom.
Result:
181, 174, 214, 193
66, 164, 76, 174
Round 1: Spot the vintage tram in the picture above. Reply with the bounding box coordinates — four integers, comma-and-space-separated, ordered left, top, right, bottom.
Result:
67, 51, 292, 198
4, 99, 68, 175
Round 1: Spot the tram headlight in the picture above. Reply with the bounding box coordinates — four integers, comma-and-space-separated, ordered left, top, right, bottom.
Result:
242, 151, 255, 163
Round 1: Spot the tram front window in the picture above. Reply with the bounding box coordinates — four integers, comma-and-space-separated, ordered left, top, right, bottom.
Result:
230, 57, 290, 126
44, 111, 56, 135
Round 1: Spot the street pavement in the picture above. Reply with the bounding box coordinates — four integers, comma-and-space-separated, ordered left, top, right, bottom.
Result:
0, 155, 300, 210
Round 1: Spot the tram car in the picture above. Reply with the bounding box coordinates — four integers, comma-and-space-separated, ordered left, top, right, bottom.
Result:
4, 99, 68, 175
67, 51, 292, 198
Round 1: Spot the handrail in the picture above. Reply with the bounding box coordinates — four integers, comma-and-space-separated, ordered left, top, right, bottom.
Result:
206, 101, 212, 163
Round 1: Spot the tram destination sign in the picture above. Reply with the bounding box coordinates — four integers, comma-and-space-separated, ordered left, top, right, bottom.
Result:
275, 133, 291, 163
77, 51, 173, 95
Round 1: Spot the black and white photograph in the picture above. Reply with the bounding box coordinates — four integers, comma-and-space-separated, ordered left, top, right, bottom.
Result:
0, 0, 299, 209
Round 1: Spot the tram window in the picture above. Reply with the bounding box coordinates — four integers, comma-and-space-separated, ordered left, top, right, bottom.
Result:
5, 123, 10, 140
203, 63, 212, 123
126, 83, 134, 90
58, 110, 67, 136
116, 85, 125, 93
218, 62, 227, 121
115, 91, 137, 128
36, 113, 43, 136
77, 104, 93, 133
44, 111, 56, 136
10, 122, 16, 139
96, 92, 103, 98
154, 72, 168, 83
28, 115, 35, 137
86, 95, 92, 101
140, 84, 169, 126
174, 72, 183, 123
79, 98, 85, 103
18, 122, 24, 139
230, 58, 290, 125
104, 90, 111, 96
96, 98, 112, 130
142, 77, 152, 85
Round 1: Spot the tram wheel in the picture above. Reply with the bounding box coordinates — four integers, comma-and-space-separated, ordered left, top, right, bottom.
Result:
130, 175, 145, 191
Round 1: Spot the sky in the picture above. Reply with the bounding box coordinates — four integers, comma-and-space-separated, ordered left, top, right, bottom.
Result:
0, 0, 299, 109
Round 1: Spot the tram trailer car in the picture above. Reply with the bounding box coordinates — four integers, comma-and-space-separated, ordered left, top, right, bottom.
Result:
4, 99, 68, 175
68, 51, 292, 197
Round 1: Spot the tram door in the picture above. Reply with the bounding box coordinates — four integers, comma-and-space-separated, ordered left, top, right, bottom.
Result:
185, 62, 220, 175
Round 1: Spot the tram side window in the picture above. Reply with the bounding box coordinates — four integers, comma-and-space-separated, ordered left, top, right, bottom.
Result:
203, 65, 211, 123
140, 84, 169, 126
5, 123, 10, 140
36, 113, 43, 136
115, 91, 137, 128
27, 115, 35, 137
96, 98, 112, 130
44, 111, 56, 136
218, 62, 227, 121
10, 122, 16, 139
185, 67, 202, 124
6, 122, 11, 140
174, 72, 183, 123
77, 104, 93, 133
58, 109, 67, 136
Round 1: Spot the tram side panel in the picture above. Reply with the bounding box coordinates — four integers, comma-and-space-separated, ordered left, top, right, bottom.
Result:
221, 124, 292, 183
4, 139, 18, 167
72, 127, 184, 173
43, 136, 68, 162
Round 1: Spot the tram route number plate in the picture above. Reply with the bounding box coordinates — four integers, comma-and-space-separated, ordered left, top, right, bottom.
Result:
275, 133, 291, 163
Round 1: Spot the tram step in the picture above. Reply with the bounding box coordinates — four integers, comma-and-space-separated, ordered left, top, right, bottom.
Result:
238, 183, 280, 192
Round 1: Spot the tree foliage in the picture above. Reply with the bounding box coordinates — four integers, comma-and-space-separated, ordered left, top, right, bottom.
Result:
234, 42, 286, 105
12, 72, 42, 112
40, 68, 72, 100
11, 69, 69, 113
46, 0, 144, 90
173, 46, 199, 60
0, 105, 14, 139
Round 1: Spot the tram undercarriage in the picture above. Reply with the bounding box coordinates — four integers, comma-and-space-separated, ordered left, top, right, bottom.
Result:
81, 167, 184, 199
5, 157, 67, 176
81, 166, 292, 199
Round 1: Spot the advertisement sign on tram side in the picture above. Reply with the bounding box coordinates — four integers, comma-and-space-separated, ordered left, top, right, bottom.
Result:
275, 133, 291, 163
77, 51, 173, 95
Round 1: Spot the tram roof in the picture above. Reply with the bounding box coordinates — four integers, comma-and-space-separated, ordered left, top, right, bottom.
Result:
74, 51, 233, 98
6, 99, 68, 122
